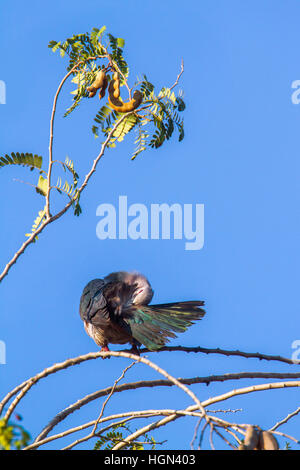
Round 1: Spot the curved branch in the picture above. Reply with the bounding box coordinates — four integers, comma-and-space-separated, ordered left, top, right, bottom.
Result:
0, 111, 128, 284
2, 350, 206, 426
269, 405, 300, 432
61, 360, 139, 450
25, 409, 205, 450
135, 345, 299, 366
35, 370, 300, 443
1, 346, 298, 420
112, 380, 300, 450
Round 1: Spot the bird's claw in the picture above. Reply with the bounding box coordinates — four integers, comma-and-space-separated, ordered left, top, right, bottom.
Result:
101, 346, 111, 359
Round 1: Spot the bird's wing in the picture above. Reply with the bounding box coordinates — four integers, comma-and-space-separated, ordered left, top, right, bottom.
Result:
79, 279, 110, 327
80, 277, 134, 334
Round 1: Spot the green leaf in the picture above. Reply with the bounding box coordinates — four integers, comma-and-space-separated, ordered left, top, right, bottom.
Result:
64, 156, 79, 187
36, 175, 48, 196
25, 206, 47, 241
117, 37, 125, 48
92, 125, 99, 138
176, 96, 186, 111
112, 114, 138, 142
132, 126, 149, 160
0, 152, 43, 171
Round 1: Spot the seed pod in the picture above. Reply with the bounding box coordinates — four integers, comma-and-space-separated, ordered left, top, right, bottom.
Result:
258, 431, 279, 450
113, 82, 120, 99
112, 72, 120, 98
238, 426, 259, 450
99, 75, 108, 100
87, 70, 106, 98
108, 90, 143, 113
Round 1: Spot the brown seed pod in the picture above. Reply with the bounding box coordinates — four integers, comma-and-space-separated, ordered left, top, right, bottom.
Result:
113, 81, 120, 98
108, 76, 143, 113
109, 71, 120, 98
87, 69, 106, 98
98, 75, 108, 100
238, 425, 260, 450
258, 431, 279, 450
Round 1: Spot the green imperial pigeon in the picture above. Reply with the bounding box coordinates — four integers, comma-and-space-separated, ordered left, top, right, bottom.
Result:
79, 271, 205, 355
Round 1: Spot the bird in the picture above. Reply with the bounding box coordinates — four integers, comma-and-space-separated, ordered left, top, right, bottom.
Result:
79, 271, 205, 356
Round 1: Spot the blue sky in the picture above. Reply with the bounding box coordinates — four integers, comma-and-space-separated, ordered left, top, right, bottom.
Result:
0, 0, 300, 450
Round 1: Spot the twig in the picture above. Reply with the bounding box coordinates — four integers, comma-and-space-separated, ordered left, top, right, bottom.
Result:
1, 346, 299, 424
169, 59, 184, 91
198, 421, 209, 449
0, 111, 128, 284
209, 422, 215, 450
134, 345, 299, 366
269, 406, 300, 432
32, 370, 300, 441
213, 426, 237, 449
61, 360, 138, 450
190, 418, 202, 450
271, 429, 300, 445
112, 380, 300, 450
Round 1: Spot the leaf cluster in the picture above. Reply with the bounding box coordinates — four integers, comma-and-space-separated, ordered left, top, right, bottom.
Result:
1, 26, 185, 248
0, 418, 31, 451
93, 423, 158, 451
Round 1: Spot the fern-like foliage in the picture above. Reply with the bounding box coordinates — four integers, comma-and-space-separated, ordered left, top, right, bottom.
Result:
48, 27, 131, 118
55, 157, 82, 216
106, 113, 138, 144
93, 423, 158, 451
147, 87, 185, 148
139, 75, 155, 98
0, 153, 43, 172
107, 34, 129, 80
25, 206, 47, 242
132, 125, 149, 160
92, 105, 114, 138
48, 26, 185, 160
63, 156, 79, 187
2, 27, 185, 237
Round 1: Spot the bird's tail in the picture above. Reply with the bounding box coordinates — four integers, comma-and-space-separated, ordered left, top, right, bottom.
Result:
126, 301, 205, 351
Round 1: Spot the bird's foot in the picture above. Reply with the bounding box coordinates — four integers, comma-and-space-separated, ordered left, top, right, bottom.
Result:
129, 344, 140, 356
101, 345, 110, 359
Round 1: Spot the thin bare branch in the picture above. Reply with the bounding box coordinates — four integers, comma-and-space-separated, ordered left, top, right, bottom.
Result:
0, 111, 128, 284
1, 345, 299, 424
33, 370, 300, 442
61, 360, 138, 450
269, 406, 300, 432
169, 59, 184, 91
135, 345, 300, 366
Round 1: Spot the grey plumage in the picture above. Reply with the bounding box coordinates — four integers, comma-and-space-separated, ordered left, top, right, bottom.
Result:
79, 271, 205, 354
